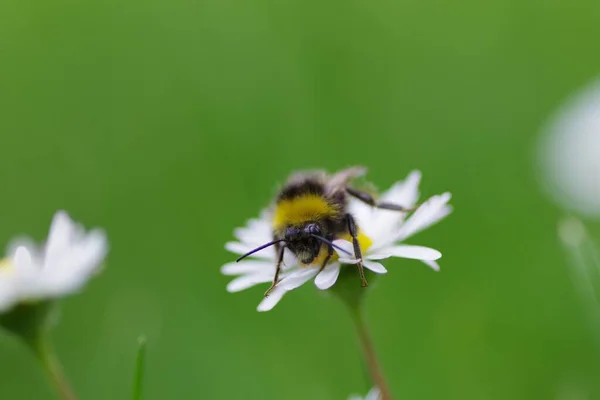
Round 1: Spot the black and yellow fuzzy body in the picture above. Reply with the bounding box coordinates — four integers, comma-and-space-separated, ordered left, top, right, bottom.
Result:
272, 171, 350, 265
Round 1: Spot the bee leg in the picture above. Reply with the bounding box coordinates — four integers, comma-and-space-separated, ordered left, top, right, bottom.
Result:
346, 187, 416, 212
264, 245, 285, 297
318, 241, 334, 273
346, 213, 368, 287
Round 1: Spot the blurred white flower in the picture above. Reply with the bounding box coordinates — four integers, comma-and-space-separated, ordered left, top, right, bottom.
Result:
0, 211, 108, 313
222, 171, 452, 312
538, 77, 600, 218
348, 387, 381, 400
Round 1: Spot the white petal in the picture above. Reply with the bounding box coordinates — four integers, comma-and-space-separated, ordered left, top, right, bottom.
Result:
366, 387, 382, 400
348, 198, 375, 229
0, 278, 17, 313
225, 241, 276, 260
314, 263, 341, 290
413, 204, 453, 237
5, 236, 39, 261
354, 171, 421, 241
422, 259, 440, 271
381, 171, 421, 205
13, 246, 33, 271
40, 229, 108, 296
44, 211, 76, 267
280, 268, 318, 290
332, 239, 354, 257
49, 211, 73, 237
363, 260, 387, 274
233, 214, 273, 245
385, 245, 442, 260
394, 192, 452, 241
257, 286, 287, 312
338, 257, 360, 265
220, 260, 274, 276
365, 252, 393, 260
226, 274, 271, 292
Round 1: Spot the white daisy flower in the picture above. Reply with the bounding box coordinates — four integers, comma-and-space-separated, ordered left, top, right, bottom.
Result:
0, 211, 108, 313
348, 387, 381, 400
221, 171, 452, 312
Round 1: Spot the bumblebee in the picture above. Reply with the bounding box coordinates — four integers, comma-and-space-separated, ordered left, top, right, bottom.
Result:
236, 167, 411, 296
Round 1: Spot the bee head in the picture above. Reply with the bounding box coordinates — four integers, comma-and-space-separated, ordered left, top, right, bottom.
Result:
235, 224, 350, 264
285, 223, 322, 264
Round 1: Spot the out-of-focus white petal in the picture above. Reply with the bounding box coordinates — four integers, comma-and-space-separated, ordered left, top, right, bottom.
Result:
13, 247, 33, 272
0, 212, 108, 310
314, 263, 341, 290
280, 268, 319, 290
40, 229, 108, 296
366, 387, 381, 400
44, 211, 76, 268
257, 286, 287, 312
6, 237, 40, 261
363, 260, 387, 274
384, 245, 442, 261
538, 78, 600, 218
0, 278, 17, 312
347, 387, 381, 400
421, 259, 440, 271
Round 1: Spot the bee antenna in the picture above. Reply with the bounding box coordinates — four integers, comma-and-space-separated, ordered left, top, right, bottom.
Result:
236, 239, 286, 262
310, 234, 352, 256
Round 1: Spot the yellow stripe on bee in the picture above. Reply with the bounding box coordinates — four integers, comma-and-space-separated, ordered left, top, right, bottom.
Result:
273, 194, 339, 230
306, 230, 373, 267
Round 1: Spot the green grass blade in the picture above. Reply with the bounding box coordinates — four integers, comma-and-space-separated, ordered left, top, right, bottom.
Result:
132, 336, 147, 400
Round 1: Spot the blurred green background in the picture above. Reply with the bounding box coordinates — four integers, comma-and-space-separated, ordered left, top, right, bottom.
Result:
1, 0, 600, 399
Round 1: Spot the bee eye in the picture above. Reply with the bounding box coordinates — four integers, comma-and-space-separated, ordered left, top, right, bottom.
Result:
285, 227, 299, 239
306, 224, 320, 235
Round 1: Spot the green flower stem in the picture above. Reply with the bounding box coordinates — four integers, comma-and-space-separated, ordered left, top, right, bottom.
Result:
132, 336, 147, 400
349, 307, 393, 400
33, 336, 78, 400
330, 268, 393, 400
0, 302, 77, 400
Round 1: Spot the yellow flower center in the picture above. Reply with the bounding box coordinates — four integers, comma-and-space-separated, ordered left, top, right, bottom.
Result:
308, 230, 373, 267
0, 257, 14, 276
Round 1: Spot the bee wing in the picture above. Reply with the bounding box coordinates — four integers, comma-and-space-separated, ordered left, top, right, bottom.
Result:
325, 166, 367, 196
285, 169, 328, 186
